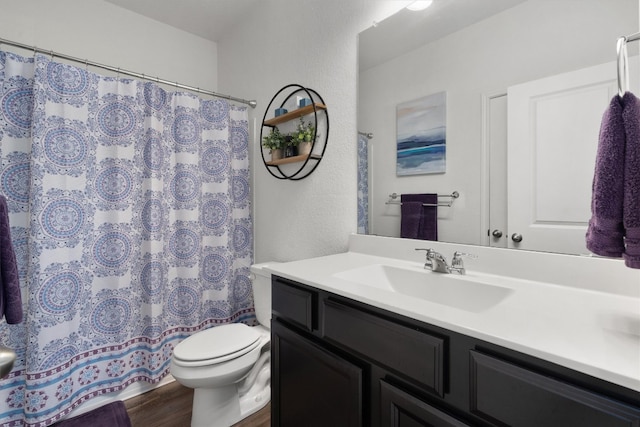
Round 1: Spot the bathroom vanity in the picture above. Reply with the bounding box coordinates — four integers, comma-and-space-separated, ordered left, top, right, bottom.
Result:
267, 235, 640, 426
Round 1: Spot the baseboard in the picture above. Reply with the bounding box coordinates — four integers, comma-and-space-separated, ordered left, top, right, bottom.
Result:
66, 374, 176, 418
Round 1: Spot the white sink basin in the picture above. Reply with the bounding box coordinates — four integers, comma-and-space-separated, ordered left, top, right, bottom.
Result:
334, 264, 513, 312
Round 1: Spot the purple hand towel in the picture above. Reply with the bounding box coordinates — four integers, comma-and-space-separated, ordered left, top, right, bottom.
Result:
586, 92, 640, 269
400, 194, 438, 241
0, 195, 22, 324
53, 401, 132, 427
622, 93, 640, 268
586, 94, 626, 257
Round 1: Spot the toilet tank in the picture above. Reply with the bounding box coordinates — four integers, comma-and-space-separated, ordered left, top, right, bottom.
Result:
250, 262, 278, 328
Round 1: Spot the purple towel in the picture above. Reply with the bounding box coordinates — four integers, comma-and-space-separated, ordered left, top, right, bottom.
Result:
400, 194, 438, 241
0, 195, 22, 324
622, 94, 640, 268
586, 92, 640, 268
53, 401, 132, 427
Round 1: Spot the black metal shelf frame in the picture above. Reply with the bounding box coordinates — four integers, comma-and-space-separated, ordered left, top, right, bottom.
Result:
260, 84, 329, 180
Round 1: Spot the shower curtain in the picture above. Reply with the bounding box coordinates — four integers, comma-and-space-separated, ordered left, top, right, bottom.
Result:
357, 134, 369, 234
0, 50, 253, 426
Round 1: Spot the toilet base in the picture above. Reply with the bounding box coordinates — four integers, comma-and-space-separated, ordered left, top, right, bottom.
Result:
187, 346, 271, 427
191, 384, 241, 427
239, 360, 271, 420
189, 379, 271, 427
239, 385, 271, 421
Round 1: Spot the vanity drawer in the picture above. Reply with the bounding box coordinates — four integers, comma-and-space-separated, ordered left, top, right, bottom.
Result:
470, 351, 640, 427
272, 277, 315, 332
322, 298, 445, 396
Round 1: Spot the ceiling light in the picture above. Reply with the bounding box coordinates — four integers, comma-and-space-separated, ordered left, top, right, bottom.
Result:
406, 0, 433, 11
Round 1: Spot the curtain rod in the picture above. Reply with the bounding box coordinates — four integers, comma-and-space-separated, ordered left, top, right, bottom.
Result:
0, 37, 257, 108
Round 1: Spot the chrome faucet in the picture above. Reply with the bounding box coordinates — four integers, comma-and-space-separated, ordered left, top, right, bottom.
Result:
415, 249, 474, 275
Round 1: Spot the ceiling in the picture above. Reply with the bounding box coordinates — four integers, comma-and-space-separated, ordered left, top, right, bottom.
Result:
104, 0, 261, 42
104, 0, 526, 67
359, 0, 526, 71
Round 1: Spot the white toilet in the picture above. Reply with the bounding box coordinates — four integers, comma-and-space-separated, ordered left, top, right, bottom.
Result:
170, 263, 275, 427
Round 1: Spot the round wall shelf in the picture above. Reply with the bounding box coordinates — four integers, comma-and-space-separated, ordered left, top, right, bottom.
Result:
260, 84, 329, 180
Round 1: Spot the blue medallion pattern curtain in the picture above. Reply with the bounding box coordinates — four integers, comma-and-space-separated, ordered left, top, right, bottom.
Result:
0, 50, 253, 426
357, 133, 369, 234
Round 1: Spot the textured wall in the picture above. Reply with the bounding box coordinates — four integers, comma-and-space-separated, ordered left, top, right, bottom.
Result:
218, 0, 406, 263
0, 0, 218, 92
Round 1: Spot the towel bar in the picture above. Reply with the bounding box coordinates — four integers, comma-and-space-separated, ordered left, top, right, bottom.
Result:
617, 31, 640, 97
386, 191, 459, 207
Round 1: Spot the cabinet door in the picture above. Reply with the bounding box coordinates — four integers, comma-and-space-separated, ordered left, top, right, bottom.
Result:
272, 320, 363, 427
380, 381, 470, 427
470, 351, 640, 427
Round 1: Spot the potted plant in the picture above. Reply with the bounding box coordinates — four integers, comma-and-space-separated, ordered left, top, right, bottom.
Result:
293, 117, 316, 156
283, 134, 298, 158
262, 127, 284, 161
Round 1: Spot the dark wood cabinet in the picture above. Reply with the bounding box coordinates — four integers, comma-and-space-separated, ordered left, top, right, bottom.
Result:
380, 380, 471, 427
271, 276, 640, 427
272, 279, 315, 331
322, 298, 446, 397
469, 351, 640, 427
271, 319, 362, 427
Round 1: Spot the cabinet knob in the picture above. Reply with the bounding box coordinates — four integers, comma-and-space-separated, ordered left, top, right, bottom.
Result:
511, 233, 523, 243
492, 229, 503, 238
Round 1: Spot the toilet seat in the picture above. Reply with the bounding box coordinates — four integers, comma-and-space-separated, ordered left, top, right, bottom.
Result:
173, 323, 262, 367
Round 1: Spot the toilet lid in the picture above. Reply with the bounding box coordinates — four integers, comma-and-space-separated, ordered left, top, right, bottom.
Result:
173, 323, 261, 362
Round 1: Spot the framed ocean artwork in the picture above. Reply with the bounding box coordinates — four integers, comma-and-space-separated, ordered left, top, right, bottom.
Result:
396, 92, 446, 176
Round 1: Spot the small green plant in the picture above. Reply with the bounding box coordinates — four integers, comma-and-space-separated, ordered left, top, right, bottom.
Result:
262, 127, 285, 151
292, 117, 315, 145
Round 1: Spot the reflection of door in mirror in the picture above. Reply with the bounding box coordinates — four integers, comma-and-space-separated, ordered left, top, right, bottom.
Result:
507, 60, 637, 254
486, 94, 507, 249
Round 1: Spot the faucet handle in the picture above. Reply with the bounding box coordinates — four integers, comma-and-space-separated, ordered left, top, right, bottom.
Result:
415, 248, 435, 268
415, 248, 435, 256
451, 251, 476, 267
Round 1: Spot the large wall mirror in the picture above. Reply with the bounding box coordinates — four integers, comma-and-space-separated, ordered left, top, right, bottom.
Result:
357, 0, 638, 255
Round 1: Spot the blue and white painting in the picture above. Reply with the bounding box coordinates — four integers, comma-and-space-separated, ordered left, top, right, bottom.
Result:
396, 92, 446, 176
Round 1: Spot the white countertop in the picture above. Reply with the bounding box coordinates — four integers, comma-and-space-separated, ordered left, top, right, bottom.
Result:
265, 235, 640, 393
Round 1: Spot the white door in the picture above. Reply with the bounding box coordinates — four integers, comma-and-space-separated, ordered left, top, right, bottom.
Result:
507, 60, 627, 254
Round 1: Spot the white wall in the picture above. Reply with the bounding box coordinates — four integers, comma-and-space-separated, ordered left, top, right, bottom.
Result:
217, 0, 408, 263
359, 0, 637, 244
0, 0, 218, 91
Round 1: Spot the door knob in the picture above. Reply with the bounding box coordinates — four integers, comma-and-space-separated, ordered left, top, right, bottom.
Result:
492, 229, 503, 238
511, 233, 523, 243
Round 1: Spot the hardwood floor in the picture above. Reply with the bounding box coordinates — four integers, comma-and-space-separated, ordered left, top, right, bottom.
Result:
124, 380, 270, 427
